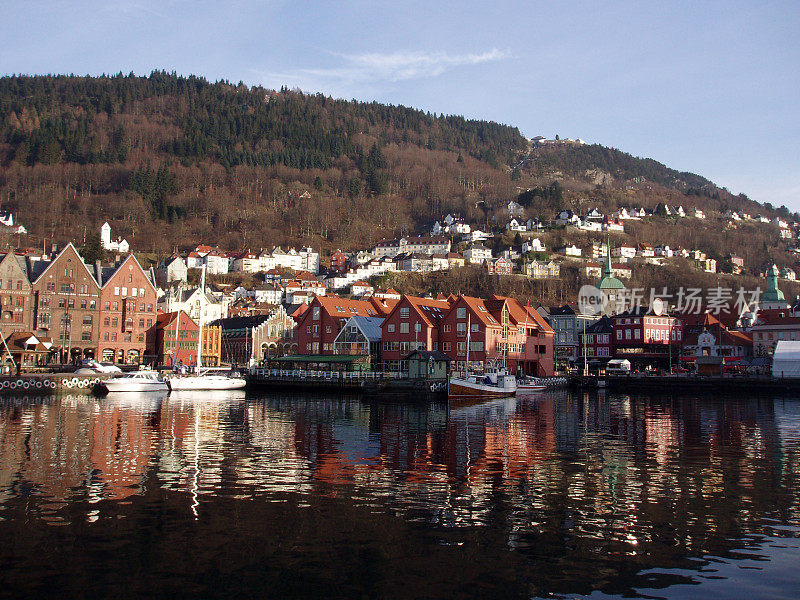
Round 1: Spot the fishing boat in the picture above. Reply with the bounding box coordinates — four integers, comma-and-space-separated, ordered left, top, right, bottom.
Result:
166, 266, 247, 392
448, 363, 517, 399
448, 315, 516, 399
98, 370, 169, 393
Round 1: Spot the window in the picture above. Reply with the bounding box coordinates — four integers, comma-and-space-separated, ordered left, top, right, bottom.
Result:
400, 323, 409, 334
313, 307, 321, 320
80, 300, 86, 309
387, 324, 395, 333
79, 284, 88, 295
616, 330, 622, 340
414, 323, 421, 333
400, 307, 409, 318
138, 334, 144, 342
114, 287, 120, 296
442, 342, 451, 351
112, 317, 118, 327
82, 315, 92, 326
443, 324, 451, 332
457, 307, 466, 319
81, 332, 92, 341
469, 341, 484, 352
456, 322, 466, 335
104, 302, 111, 311
472, 323, 479, 332
104, 317, 110, 326
634, 329, 640, 340
457, 342, 466, 355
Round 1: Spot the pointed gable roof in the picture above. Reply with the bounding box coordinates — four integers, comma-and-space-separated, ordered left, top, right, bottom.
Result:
30, 242, 100, 288
100, 253, 157, 291
455, 296, 502, 328
0, 252, 31, 287
388, 295, 451, 327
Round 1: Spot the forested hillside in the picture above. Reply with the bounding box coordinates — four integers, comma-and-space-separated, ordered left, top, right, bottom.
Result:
0, 71, 793, 261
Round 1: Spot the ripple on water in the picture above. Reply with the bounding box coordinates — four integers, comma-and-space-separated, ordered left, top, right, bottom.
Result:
0, 391, 798, 599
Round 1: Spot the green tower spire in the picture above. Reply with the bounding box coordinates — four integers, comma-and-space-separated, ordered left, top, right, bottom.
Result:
597, 236, 625, 292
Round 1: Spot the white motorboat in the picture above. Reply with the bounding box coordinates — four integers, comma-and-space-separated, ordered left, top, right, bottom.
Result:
167, 372, 246, 391
98, 371, 168, 393
74, 358, 122, 375
517, 377, 547, 393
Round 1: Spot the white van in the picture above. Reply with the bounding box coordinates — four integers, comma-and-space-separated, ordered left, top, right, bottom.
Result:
606, 359, 632, 375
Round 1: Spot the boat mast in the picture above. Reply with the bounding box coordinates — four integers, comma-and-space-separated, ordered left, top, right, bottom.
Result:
196, 265, 205, 372
465, 313, 471, 375
172, 284, 181, 367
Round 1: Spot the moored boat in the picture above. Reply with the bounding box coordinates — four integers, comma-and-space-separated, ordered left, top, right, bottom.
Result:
517, 377, 547, 393
449, 363, 517, 399
97, 370, 168, 394
167, 372, 246, 391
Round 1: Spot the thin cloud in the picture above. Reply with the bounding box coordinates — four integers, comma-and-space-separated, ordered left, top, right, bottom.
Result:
254, 48, 511, 95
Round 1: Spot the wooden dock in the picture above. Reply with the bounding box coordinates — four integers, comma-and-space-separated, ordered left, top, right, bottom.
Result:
247, 368, 447, 398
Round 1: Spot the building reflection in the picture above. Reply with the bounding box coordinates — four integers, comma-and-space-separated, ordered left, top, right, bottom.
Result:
0, 389, 798, 595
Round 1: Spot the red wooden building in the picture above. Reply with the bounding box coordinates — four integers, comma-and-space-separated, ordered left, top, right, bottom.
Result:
380, 295, 453, 370
438, 295, 554, 376
329, 249, 347, 274
295, 296, 393, 355
155, 310, 200, 367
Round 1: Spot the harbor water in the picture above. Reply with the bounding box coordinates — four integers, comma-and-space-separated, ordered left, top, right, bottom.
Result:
0, 389, 798, 599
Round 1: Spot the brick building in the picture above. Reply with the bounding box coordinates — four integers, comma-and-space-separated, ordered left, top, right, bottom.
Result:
98, 255, 157, 364
31, 243, 101, 363
0, 252, 33, 339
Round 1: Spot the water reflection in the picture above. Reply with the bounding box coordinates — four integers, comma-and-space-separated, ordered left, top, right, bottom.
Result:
0, 390, 798, 599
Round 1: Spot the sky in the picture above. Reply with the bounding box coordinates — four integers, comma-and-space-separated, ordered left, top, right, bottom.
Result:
1, 0, 799, 209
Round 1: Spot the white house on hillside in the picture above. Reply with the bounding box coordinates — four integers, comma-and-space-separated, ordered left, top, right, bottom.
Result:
464, 244, 492, 264
100, 222, 130, 253
522, 238, 546, 254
